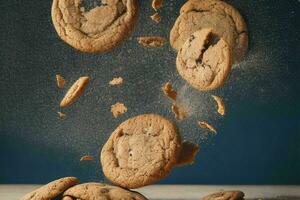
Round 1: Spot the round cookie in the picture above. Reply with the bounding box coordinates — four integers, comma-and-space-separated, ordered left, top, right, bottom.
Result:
52, 0, 139, 52
101, 114, 181, 188
63, 183, 148, 200
20, 177, 79, 200
170, 0, 248, 63
176, 29, 232, 91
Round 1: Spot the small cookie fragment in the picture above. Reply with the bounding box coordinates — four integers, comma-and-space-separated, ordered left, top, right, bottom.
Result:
150, 13, 161, 23
198, 121, 217, 134
172, 104, 187, 120
80, 155, 93, 161
56, 74, 65, 88
109, 77, 123, 86
57, 111, 66, 119
111, 102, 128, 118
138, 37, 166, 47
62, 196, 74, 200
63, 183, 148, 200
101, 114, 181, 188
202, 190, 245, 200
20, 177, 79, 200
162, 82, 177, 101
152, 0, 163, 11
60, 76, 90, 107
176, 141, 199, 166
212, 95, 225, 116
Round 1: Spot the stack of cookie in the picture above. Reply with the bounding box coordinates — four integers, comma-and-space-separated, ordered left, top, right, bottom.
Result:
170, 0, 248, 91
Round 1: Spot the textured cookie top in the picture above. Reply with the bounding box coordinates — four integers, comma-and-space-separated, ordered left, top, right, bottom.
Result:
20, 177, 79, 200
176, 29, 232, 91
52, 0, 138, 52
101, 114, 181, 188
63, 183, 148, 200
170, 0, 247, 63
202, 190, 245, 200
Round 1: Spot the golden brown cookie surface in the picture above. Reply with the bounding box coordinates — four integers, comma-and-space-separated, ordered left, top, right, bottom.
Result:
170, 0, 247, 63
176, 29, 232, 91
63, 183, 148, 200
52, 0, 139, 52
100, 114, 181, 188
202, 190, 245, 200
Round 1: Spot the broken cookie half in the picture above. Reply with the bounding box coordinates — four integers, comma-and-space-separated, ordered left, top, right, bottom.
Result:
176, 29, 232, 91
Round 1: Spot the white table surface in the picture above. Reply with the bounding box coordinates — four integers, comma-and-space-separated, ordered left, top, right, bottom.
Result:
1, 185, 300, 200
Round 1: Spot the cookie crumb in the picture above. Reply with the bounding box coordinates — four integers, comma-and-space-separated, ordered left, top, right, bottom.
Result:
152, 0, 162, 11
60, 76, 90, 107
198, 121, 217, 134
56, 74, 65, 88
80, 155, 93, 161
162, 82, 177, 101
150, 13, 161, 23
176, 141, 199, 166
109, 77, 123, 86
111, 103, 128, 118
212, 95, 225, 116
138, 37, 166, 47
57, 111, 66, 119
172, 104, 187, 120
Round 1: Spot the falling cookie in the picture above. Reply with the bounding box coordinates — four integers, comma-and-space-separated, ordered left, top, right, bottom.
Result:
56, 74, 65, 88
51, 0, 139, 52
198, 121, 217, 134
63, 183, 148, 200
20, 177, 79, 200
101, 114, 181, 188
111, 102, 128, 118
138, 37, 167, 47
60, 76, 90, 107
176, 29, 232, 91
170, 0, 248, 63
212, 95, 225, 116
202, 190, 245, 200
176, 141, 199, 166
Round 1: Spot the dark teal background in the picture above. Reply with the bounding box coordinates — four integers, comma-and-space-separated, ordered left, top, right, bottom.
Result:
0, 0, 299, 184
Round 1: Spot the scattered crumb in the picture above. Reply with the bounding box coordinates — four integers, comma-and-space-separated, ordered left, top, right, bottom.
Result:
111, 102, 128, 118
109, 77, 123, 86
57, 111, 66, 119
56, 74, 65, 89
198, 121, 217, 134
60, 76, 90, 107
162, 82, 177, 101
172, 103, 187, 120
176, 141, 199, 166
137, 37, 167, 47
150, 13, 161, 23
152, 0, 162, 11
212, 95, 225, 116
80, 155, 93, 161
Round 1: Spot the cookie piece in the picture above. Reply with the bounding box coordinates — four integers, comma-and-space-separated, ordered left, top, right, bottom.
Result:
176, 141, 199, 166
171, 103, 187, 120
152, 0, 163, 11
170, 0, 248, 63
80, 155, 93, 161
101, 114, 181, 188
109, 77, 123, 86
138, 37, 167, 47
60, 76, 90, 107
52, 0, 139, 52
111, 102, 128, 118
150, 13, 161, 23
198, 121, 217, 134
212, 95, 225, 116
176, 29, 232, 91
202, 190, 245, 200
63, 183, 148, 200
57, 111, 67, 119
56, 74, 65, 88
20, 177, 79, 200
162, 82, 177, 101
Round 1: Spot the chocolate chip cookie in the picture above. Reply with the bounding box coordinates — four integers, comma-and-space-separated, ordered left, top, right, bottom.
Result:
170, 0, 248, 63
52, 0, 139, 52
100, 114, 181, 188
176, 29, 232, 91
20, 177, 79, 200
63, 182, 148, 200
